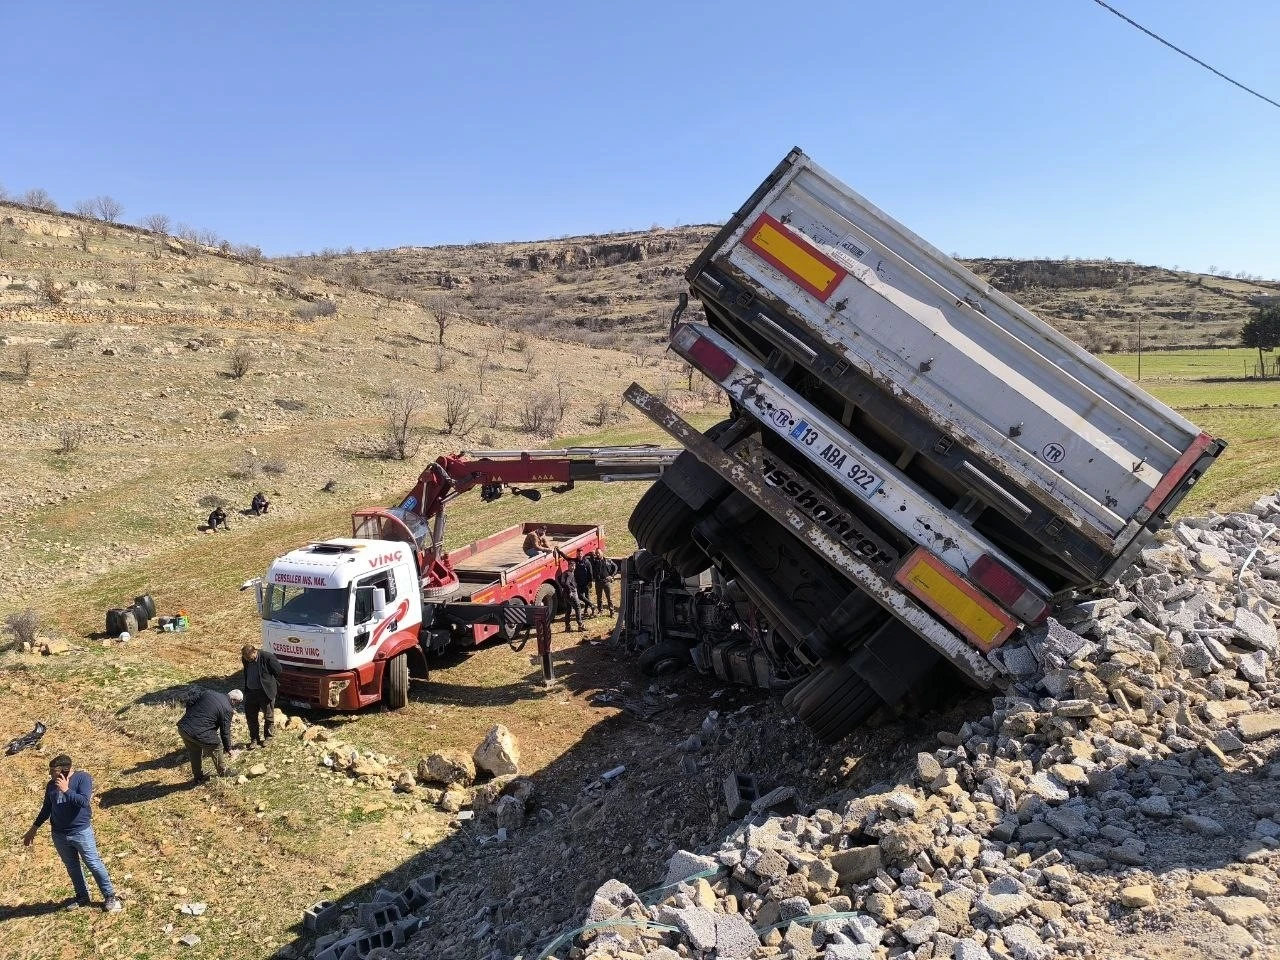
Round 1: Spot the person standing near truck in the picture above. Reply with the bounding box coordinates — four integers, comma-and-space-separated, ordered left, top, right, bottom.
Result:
589, 549, 616, 616
573, 553, 595, 617
241, 645, 282, 748
177, 688, 242, 781
22, 755, 124, 913
555, 561, 584, 632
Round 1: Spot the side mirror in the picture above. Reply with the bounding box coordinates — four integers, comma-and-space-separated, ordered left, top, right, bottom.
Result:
372, 588, 387, 615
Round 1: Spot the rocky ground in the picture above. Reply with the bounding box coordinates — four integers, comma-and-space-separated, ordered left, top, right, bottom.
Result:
291, 494, 1280, 960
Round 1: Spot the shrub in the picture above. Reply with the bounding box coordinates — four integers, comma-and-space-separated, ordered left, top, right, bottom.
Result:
262, 459, 288, 475
590, 396, 614, 428
295, 300, 338, 321
198, 494, 228, 509
16, 346, 36, 378
3, 608, 40, 649
54, 329, 82, 350
219, 408, 240, 421
228, 347, 254, 379
57, 424, 85, 454
274, 397, 307, 411
38, 275, 66, 306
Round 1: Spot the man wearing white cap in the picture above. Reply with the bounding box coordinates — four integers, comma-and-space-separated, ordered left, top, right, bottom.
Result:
176, 687, 243, 782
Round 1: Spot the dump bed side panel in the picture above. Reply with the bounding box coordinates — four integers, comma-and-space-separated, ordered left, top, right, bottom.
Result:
704, 153, 1206, 546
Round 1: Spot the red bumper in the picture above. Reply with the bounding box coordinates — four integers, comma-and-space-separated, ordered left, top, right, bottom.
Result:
277, 662, 384, 711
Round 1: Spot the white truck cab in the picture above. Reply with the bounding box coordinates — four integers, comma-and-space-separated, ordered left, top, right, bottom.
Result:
251, 538, 423, 709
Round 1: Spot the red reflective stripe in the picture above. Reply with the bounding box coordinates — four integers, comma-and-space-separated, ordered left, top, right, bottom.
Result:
1142, 432, 1216, 513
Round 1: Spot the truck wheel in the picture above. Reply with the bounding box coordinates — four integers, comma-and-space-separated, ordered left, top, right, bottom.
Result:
631, 548, 662, 581
533, 583, 557, 628
500, 596, 530, 652
665, 540, 711, 578
793, 663, 883, 743
629, 477, 696, 555
638, 641, 691, 677
384, 653, 410, 709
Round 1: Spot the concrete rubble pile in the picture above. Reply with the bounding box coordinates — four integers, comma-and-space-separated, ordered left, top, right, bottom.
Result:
553, 495, 1280, 960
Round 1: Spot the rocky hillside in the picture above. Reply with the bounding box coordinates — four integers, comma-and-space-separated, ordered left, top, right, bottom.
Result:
0, 203, 698, 607
285, 229, 1280, 355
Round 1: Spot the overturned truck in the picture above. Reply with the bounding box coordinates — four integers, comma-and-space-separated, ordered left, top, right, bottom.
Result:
618, 148, 1224, 741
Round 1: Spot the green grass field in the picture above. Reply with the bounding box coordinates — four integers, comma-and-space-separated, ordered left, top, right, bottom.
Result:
1100, 350, 1280, 514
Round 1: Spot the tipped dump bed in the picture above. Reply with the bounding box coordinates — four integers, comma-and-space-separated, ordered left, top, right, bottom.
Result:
687, 148, 1223, 582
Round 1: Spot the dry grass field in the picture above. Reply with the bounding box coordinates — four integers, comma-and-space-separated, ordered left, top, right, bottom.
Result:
2, 200, 1279, 960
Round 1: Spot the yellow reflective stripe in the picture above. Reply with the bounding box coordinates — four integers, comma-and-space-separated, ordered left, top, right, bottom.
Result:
900, 556, 1006, 649
751, 222, 839, 291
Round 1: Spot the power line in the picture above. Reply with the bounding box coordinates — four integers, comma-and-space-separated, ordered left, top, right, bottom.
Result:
1090, 0, 1280, 111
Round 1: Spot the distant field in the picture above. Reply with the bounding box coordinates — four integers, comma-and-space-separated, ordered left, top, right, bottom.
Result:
1102, 347, 1278, 381
1098, 349, 1280, 513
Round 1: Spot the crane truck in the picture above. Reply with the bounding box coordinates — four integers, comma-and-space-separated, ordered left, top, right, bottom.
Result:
614, 148, 1225, 741
244, 446, 677, 711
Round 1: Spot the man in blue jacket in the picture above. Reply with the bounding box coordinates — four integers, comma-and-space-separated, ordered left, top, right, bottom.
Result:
22, 754, 123, 913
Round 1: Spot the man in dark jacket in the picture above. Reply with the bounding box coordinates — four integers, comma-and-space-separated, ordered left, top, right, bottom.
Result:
555, 562, 584, 632
23, 755, 123, 913
573, 553, 595, 617
177, 687, 242, 782
241, 645, 283, 748
587, 549, 616, 616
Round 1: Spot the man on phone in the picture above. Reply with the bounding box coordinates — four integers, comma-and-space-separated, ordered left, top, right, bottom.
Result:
22, 755, 123, 913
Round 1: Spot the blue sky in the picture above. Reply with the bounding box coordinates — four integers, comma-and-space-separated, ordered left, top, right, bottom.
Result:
2, 1, 1277, 275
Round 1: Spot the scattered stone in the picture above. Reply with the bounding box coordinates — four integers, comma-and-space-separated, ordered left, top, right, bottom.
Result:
1206, 896, 1270, 925
1237, 712, 1280, 742
417, 750, 476, 786
1118, 885, 1156, 909
473, 724, 520, 776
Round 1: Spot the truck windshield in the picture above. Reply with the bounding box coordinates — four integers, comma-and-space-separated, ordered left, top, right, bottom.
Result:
263, 584, 347, 627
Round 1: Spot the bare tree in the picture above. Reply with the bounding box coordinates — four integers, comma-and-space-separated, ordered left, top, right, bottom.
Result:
120, 264, 139, 292
520, 347, 534, 372
383, 387, 425, 460
517, 393, 553, 436
89, 196, 123, 223
140, 213, 171, 236
16, 346, 36, 379
20, 188, 57, 211
74, 199, 97, 218
591, 396, 614, 428
421, 295, 453, 345
228, 347, 254, 379
0, 182, 8, 201
441, 384, 478, 437
75, 223, 93, 252
485, 398, 505, 429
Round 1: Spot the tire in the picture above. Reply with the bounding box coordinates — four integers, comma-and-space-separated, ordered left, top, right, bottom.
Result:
133, 595, 157, 620
105, 608, 126, 636
629, 477, 697, 555
665, 540, 711, 578
121, 610, 140, 636
500, 596, 530, 652
630, 419, 736, 554
384, 653, 409, 709
793, 663, 882, 743
631, 548, 662, 581
533, 583, 557, 630
638, 641, 692, 677
129, 603, 150, 630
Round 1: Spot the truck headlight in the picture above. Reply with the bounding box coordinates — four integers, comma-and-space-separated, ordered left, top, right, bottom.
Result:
327, 679, 350, 707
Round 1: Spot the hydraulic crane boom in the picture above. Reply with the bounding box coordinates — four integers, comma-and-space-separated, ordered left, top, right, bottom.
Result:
350, 446, 681, 596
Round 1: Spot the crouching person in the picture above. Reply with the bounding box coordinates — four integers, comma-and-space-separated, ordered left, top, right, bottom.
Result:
177, 687, 242, 783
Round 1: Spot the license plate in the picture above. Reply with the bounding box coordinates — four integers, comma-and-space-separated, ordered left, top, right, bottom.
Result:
787, 419, 884, 498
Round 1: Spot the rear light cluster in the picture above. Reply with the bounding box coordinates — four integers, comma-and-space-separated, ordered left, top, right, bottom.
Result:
673, 325, 737, 382
970, 554, 1049, 624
